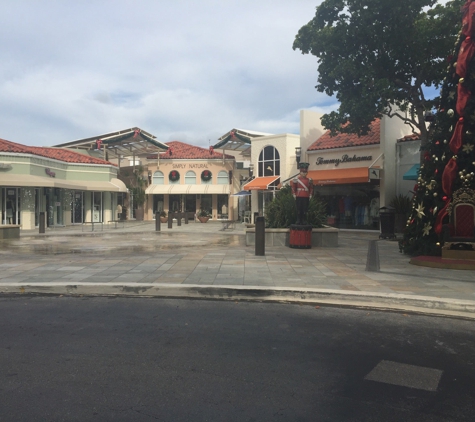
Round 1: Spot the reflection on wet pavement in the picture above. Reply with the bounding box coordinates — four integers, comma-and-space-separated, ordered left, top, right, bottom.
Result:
0, 232, 244, 255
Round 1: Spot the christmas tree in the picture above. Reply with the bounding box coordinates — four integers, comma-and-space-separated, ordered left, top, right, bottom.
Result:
401, 0, 475, 256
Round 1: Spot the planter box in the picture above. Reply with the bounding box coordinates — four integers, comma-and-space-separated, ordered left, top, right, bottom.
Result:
0, 225, 20, 240
245, 227, 339, 247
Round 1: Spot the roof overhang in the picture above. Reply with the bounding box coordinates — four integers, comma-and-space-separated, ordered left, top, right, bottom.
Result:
53, 128, 169, 161
213, 128, 271, 152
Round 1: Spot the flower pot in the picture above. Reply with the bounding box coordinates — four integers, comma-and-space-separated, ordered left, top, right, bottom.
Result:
160, 217, 168, 223
135, 208, 144, 221
198, 216, 209, 223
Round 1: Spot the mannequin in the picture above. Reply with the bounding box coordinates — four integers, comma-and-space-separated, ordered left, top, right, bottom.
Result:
290, 162, 313, 225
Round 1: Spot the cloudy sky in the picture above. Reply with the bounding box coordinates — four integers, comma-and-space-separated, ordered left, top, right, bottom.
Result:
0, 0, 340, 148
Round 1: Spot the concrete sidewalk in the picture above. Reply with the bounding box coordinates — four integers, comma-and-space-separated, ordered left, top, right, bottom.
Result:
1, 221, 475, 318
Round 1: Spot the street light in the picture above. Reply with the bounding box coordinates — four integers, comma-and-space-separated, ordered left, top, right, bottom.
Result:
249, 163, 254, 177
295, 147, 302, 167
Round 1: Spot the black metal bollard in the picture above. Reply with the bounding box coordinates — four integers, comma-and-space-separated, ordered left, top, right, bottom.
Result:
185, 212, 189, 224
365, 240, 380, 272
168, 213, 173, 229
155, 212, 161, 232
39, 212, 45, 234
255, 216, 265, 256
177, 212, 182, 226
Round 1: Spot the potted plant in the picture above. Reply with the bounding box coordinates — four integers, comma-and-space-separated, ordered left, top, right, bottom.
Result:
197, 208, 211, 223
389, 194, 413, 233
159, 210, 168, 223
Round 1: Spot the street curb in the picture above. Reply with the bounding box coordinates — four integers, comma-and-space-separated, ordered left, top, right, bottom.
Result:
1, 283, 475, 319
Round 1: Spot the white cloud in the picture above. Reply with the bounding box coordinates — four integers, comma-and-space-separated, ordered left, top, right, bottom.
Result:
0, 0, 329, 147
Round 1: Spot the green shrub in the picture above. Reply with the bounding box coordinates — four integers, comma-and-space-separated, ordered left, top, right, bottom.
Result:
264, 185, 326, 228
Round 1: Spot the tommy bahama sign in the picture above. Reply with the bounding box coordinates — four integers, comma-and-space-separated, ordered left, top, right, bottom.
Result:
316, 154, 372, 167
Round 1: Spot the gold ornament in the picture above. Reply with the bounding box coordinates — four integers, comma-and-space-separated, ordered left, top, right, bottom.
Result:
462, 144, 474, 153
422, 223, 432, 236
447, 109, 455, 117
415, 203, 425, 219
459, 78, 465, 84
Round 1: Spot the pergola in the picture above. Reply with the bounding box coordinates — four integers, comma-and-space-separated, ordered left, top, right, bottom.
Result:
53, 127, 169, 166
213, 128, 272, 156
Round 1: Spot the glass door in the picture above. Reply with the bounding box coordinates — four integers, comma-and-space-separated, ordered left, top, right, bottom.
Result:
71, 191, 84, 224
3, 187, 20, 225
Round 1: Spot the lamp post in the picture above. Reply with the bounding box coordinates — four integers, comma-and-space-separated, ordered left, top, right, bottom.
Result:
295, 147, 302, 168
249, 163, 254, 178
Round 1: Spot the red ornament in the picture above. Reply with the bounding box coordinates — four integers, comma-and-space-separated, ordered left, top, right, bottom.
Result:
436, 141, 440, 145
443, 196, 448, 201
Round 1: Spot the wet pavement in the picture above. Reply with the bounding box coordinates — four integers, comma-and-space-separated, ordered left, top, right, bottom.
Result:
1, 220, 475, 316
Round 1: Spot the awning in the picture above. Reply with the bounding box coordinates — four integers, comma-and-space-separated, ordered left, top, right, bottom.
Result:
243, 176, 280, 191
231, 190, 251, 196
145, 184, 171, 194
204, 185, 231, 194
307, 167, 370, 185
82, 178, 128, 192
145, 184, 230, 195
0, 174, 56, 187
403, 164, 420, 180
0, 174, 127, 192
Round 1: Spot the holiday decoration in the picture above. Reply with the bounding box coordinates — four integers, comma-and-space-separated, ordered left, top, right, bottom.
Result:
201, 170, 212, 182
401, 0, 475, 256
169, 170, 180, 182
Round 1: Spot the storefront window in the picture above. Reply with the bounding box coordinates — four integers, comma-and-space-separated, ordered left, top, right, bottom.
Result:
93, 192, 102, 223
169, 194, 182, 212
35, 188, 40, 227
185, 195, 196, 212
153, 194, 164, 215
258, 146, 280, 177
217, 171, 228, 185
2, 187, 20, 225
200, 194, 212, 216
217, 194, 228, 219
71, 191, 83, 224
46, 188, 62, 226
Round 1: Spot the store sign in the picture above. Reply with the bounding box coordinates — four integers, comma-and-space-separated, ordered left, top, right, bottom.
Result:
316, 154, 373, 167
172, 163, 209, 169
45, 168, 56, 177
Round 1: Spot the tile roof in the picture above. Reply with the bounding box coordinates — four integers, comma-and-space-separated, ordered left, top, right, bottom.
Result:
153, 141, 235, 160
0, 138, 114, 165
307, 120, 381, 151
397, 133, 421, 142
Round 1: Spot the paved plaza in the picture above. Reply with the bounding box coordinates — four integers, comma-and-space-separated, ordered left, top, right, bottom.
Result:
1, 221, 475, 317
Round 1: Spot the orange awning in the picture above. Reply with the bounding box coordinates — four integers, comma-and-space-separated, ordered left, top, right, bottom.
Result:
243, 176, 280, 191
307, 167, 370, 185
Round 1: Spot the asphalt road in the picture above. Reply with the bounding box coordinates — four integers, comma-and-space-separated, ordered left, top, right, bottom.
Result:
1, 297, 474, 421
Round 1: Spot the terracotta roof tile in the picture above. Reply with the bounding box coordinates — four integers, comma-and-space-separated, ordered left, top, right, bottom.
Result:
154, 141, 235, 160
307, 120, 381, 151
0, 138, 114, 165
397, 133, 420, 142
